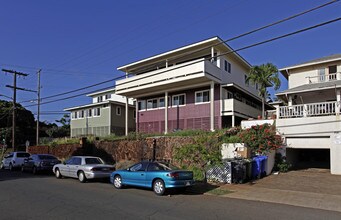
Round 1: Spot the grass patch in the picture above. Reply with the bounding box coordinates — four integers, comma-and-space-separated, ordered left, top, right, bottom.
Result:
207, 188, 234, 196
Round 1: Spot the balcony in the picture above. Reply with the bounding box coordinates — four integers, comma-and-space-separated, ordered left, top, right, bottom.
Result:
278, 101, 340, 119
222, 98, 262, 118
115, 58, 222, 97
307, 72, 341, 84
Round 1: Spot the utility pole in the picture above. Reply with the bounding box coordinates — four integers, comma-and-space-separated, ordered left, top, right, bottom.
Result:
36, 69, 41, 146
2, 69, 35, 151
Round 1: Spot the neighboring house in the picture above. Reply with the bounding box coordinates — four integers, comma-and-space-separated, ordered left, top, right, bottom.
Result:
115, 36, 269, 134
64, 88, 135, 137
274, 54, 341, 174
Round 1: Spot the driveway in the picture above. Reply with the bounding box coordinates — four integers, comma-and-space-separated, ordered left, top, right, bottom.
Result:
220, 169, 341, 212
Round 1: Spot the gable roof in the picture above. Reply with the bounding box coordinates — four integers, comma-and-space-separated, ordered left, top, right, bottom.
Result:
279, 54, 341, 79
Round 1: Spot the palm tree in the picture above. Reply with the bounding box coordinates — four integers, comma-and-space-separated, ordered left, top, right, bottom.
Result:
246, 63, 281, 119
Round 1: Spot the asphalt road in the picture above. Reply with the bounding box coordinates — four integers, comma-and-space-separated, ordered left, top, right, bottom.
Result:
0, 170, 341, 220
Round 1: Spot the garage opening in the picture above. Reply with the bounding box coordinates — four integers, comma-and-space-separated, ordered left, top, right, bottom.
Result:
286, 148, 330, 170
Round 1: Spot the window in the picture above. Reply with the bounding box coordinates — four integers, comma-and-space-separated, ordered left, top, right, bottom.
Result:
105, 94, 111, 100
318, 68, 325, 82
224, 60, 231, 73
159, 98, 165, 108
94, 108, 101, 116
245, 75, 249, 86
147, 99, 158, 110
172, 94, 185, 106
195, 90, 210, 103
329, 65, 337, 74
71, 157, 82, 165
97, 96, 103, 103
79, 110, 84, 118
116, 106, 121, 115
72, 111, 78, 119
85, 158, 103, 165
129, 163, 147, 172
138, 101, 146, 111
87, 109, 92, 117
227, 91, 233, 99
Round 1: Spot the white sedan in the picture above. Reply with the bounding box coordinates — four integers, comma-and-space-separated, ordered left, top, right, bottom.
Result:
53, 156, 115, 183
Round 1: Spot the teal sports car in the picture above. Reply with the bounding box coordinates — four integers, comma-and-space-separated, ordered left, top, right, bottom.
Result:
110, 161, 194, 195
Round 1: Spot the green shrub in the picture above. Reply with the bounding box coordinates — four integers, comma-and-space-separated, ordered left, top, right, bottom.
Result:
221, 135, 241, 143
274, 153, 291, 173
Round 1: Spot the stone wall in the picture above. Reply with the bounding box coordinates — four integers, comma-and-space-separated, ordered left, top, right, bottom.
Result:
27, 136, 195, 164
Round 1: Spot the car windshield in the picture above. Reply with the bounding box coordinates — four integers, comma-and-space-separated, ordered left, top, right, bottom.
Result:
85, 158, 103, 165
17, 153, 30, 158
38, 155, 57, 160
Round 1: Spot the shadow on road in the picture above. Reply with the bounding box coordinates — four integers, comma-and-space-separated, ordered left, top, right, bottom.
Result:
0, 169, 53, 182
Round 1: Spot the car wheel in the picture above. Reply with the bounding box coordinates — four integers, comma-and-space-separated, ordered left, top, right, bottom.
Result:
153, 179, 166, 196
55, 168, 62, 179
21, 165, 25, 172
32, 166, 37, 175
9, 163, 13, 171
0, 163, 4, 170
78, 171, 86, 183
113, 175, 122, 189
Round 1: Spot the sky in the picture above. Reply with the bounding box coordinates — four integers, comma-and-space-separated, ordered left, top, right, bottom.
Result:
0, 0, 340, 124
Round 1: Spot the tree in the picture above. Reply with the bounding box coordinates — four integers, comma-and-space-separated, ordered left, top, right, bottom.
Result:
246, 63, 281, 119
0, 100, 35, 147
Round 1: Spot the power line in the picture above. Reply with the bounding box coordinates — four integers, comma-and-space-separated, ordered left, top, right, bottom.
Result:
22, 17, 341, 109
23, 85, 115, 108
19, 74, 126, 104
5, 0, 338, 106
122, 0, 340, 74
49, 1, 248, 71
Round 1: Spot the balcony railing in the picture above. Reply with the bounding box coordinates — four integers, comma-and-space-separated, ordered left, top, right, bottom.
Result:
278, 101, 340, 119
307, 72, 341, 84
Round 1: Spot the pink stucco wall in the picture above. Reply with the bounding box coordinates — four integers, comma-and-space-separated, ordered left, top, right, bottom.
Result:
137, 85, 221, 133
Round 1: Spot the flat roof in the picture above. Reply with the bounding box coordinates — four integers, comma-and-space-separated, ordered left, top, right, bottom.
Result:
64, 100, 134, 111
117, 36, 252, 72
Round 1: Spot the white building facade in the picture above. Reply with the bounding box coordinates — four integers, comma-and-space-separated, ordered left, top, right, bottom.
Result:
275, 54, 341, 174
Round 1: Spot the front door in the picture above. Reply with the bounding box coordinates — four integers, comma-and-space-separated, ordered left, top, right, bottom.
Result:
68, 157, 82, 178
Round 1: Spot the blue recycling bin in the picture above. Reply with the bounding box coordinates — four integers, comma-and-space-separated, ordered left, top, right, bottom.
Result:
259, 155, 268, 177
251, 156, 268, 179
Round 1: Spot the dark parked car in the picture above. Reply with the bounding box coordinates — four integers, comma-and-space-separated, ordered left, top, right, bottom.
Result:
22, 154, 61, 174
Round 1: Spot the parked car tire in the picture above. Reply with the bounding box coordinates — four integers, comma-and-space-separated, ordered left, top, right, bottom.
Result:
55, 168, 62, 179
113, 175, 123, 189
9, 163, 13, 171
153, 179, 165, 196
0, 163, 4, 170
32, 166, 38, 175
21, 165, 25, 172
78, 171, 86, 183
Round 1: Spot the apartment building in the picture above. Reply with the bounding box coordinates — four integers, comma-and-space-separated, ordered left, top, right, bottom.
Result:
274, 54, 341, 174
64, 88, 135, 137
115, 37, 267, 134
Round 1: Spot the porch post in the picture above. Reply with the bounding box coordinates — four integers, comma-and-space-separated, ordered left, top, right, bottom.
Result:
337, 90, 341, 115
125, 71, 129, 136
232, 114, 235, 127
210, 81, 215, 131
211, 47, 214, 62
125, 97, 129, 136
288, 95, 293, 106
165, 91, 168, 134
136, 100, 139, 133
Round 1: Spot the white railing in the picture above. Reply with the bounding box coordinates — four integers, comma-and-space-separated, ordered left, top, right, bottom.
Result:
307, 72, 340, 84
279, 101, 339, 119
